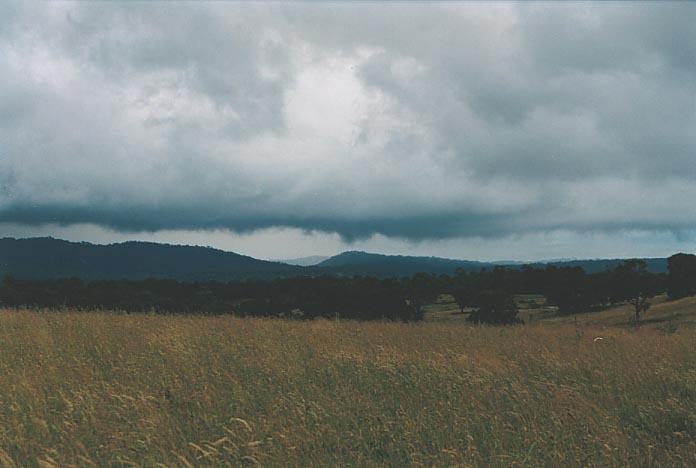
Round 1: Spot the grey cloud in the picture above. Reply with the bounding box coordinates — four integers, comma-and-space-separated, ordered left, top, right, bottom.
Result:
1, 1, 695, 241
60, 3, 292, 138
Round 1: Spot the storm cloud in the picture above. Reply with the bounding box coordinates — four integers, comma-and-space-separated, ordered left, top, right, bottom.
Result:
1, 2, 695, 242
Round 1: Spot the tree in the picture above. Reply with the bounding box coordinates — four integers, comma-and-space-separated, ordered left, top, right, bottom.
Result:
449, 269, 476, 314
667, 253, 696, 299
402, 273, 438, 321
613, 260, 658, 324
542, 266, 589, 315
467, 289, 521, 325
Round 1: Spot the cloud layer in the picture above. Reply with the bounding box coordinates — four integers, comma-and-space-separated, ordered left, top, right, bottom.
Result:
1, 2, 695, 241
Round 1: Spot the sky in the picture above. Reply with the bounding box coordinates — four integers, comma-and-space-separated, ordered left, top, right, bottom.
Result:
1, 1, 695, 261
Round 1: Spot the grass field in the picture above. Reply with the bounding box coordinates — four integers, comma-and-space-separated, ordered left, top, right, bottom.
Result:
1, 308, 695, 466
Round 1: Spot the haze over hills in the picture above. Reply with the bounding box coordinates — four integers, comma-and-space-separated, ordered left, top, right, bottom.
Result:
0, 237, 669, 281
278, 256, 330, 267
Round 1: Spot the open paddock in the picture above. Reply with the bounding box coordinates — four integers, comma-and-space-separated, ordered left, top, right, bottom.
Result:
0, 309, 694, 466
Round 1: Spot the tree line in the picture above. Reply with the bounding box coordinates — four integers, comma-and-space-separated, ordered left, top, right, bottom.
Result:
1, 253, 694, 324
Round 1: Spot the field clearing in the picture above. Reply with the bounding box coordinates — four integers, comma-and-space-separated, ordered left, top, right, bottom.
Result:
427, 293, 696, 328
1, 309, 695, 466
542, 294, 696, 328
425, 294, 556, 324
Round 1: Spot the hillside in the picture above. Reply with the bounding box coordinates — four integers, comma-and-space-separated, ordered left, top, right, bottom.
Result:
0, 238, 671, 281
0, 237, 307, 281
543, 294, 696, 328
317, 251, 490, 276
317, 250, 668, 277
533, 257, 668, 274
423, 292, 696, 330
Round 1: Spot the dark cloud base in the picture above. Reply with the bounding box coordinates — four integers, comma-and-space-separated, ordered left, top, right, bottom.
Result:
4, 203, 695, 245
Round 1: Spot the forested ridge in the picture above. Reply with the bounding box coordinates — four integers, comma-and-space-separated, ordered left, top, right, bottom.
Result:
3, 254, 694, 324
1, 237, 669, 281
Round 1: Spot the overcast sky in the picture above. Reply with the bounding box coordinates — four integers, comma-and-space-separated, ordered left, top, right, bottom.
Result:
1, 1, 695, 261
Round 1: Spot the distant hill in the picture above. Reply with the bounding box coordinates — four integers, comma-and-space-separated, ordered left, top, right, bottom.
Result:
0, 238, 669, 281
317, 251, 491, 277
317, 251, 668, 276
279, 256, 330, 266
535, 258, 668, 274
0, 237, 308, 281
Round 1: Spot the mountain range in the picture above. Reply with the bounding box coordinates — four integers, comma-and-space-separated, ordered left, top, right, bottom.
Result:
0, 237, 669, 281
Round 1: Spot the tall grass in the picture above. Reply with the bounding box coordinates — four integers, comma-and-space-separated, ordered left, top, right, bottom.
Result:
0, 309, 694, 466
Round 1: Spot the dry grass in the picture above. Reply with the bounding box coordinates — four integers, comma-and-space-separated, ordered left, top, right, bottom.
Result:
0, 309, 695, 466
